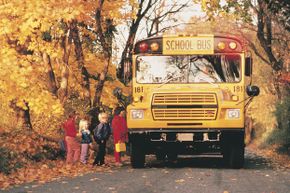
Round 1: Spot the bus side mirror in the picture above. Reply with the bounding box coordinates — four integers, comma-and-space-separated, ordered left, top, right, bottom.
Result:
246, 85, 260, 97
245, 57, 252, 76
136, 59, 140, 72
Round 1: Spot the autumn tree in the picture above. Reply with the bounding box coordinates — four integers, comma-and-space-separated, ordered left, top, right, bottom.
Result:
117, 0, 189, 84
0, 1, 84, 131
0, 0, 129, 134
198, 0, 289, 145
254, 0, 289, 99
200, 0, 289, 99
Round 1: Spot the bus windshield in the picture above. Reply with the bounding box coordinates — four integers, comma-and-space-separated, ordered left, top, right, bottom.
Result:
136, 55, 241, 84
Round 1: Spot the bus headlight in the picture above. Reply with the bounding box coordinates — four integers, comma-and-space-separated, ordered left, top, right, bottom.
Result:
133, 97, 140, 102
131, 110, 144, 119
226, 109, 240, 119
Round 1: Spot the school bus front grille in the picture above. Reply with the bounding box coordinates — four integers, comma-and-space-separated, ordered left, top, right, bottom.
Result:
152, 93, 217, 105
152, 108, 217, 120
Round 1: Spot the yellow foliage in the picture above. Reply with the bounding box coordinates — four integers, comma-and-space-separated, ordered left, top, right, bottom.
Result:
0, 44, 64, 123
0, 0, 131, 134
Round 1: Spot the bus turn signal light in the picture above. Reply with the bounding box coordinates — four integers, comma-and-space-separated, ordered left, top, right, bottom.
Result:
150, 42, 159, 51
133, 97, 139, 102
217, 42, 226, 50
231, 95, 239, 101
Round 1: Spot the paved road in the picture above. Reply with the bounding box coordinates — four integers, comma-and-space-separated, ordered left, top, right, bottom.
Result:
2, 149, 290, 193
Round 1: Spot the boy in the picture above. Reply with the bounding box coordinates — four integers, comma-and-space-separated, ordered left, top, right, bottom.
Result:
93, 112, 111, 166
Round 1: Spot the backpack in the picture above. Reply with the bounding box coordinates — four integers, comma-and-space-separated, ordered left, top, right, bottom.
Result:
93, 126, 101, 144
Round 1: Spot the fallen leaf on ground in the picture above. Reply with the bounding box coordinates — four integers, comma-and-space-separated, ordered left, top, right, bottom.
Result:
89, 178, 100, 181
175, 179, 185, 183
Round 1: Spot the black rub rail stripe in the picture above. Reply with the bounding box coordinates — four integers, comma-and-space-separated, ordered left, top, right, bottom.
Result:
167, 123, 203, 126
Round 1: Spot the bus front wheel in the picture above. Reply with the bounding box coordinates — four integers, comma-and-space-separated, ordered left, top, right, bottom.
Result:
224, 144, 244, 169
130, 143, 145, 168
222, 131, 245, 169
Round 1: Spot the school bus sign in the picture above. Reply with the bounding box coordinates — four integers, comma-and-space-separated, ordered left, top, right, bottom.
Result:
163, 36, 214, 55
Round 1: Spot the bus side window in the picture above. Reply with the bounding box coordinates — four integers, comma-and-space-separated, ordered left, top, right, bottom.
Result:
136, 60, 140, 72
228, 57, 240, 79
212, 56, 226, 82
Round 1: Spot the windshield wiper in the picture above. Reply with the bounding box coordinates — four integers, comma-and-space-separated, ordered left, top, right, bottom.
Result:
199, 77, 220, 88
157, 74, 184, 89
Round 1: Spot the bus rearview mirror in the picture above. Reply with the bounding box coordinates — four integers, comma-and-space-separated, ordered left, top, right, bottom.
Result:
246, 85, 260, 97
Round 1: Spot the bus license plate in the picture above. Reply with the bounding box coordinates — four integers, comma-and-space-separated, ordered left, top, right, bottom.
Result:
177, 133, 194, 141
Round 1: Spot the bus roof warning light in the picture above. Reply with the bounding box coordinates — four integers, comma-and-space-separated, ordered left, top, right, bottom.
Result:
217, 42, 226, 50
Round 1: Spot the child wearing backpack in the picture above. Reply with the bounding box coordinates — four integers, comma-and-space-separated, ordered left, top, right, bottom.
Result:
93, 112, 111, 166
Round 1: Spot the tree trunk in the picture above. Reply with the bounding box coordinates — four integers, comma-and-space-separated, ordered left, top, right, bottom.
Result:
93, 0, 113, 107
57, 31, 71, 103
57, 60, 69, 103
245, 116, 253, 144
70, 21, 91, 107
10, 100, 32, 130
93, 59, 110, 107
43, 52, 58, 95
273, 71, 282, 101
118, 32, 136, 84
256, 0, 283, 100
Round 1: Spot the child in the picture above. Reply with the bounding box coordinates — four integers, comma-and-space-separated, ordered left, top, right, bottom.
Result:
93, 112, 111, 166
63, 111, 80, 164
111, 107, 128, 166
79, 115, 92, 164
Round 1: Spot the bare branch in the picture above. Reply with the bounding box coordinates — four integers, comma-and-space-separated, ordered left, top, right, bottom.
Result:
248, 39, 271, 65
148, 22, 198, 37
156, 1, 188, 20
147, 1, 189, 37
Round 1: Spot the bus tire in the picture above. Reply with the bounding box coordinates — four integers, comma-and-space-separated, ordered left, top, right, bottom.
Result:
224, 144, 244, 169
222, 131, 245, 169
130, 143, 145, 168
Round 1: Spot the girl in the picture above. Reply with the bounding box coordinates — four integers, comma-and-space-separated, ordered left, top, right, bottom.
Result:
79, 115, 92, 164
112, 107, 128, 166
63, 111, 80, 164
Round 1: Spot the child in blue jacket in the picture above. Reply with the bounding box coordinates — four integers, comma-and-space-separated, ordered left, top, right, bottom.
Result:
79, 115, 92, 164
93, 112, 111, 166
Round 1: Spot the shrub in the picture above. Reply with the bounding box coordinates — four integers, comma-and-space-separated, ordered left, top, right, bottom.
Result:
266, 93, 290, 152
0, 148, 22, 175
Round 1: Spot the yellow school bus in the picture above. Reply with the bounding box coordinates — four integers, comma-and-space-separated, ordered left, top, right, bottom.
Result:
126, 34, 259, 168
